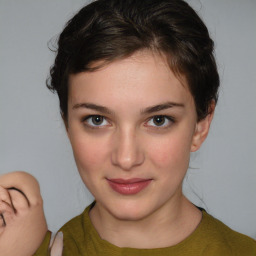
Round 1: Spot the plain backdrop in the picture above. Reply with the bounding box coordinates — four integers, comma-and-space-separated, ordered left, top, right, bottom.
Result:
0, 0, 256, 238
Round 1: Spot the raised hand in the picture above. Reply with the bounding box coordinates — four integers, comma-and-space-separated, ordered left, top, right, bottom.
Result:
0, 171, 47, 256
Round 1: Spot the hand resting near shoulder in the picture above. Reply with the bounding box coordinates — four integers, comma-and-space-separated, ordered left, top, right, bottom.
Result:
0, 171, 48, 256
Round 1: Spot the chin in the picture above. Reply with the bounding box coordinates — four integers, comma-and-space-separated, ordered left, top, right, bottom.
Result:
106, 198, 156, 222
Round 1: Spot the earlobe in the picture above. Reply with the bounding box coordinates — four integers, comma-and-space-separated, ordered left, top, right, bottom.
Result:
191, 103, 215, 152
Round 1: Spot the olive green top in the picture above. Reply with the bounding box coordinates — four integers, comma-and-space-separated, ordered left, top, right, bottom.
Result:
34, 203, 256, 255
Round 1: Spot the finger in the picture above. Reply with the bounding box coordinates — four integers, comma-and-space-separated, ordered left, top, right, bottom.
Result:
0, 200, 15, 230
0, 185, 12, 206
0, 213, 6, 227
0, 171, 41, 205
8, 187, 30, 207
50, 232, 63, 256
8, 189, 29, 214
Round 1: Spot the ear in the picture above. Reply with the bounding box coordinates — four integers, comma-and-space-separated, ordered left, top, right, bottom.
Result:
190, 102, 215, 152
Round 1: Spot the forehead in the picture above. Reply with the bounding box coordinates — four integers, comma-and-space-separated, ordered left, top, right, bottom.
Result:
68, 51, 194, 110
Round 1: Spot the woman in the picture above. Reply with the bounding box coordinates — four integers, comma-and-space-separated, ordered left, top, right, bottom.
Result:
0, 0, 255, 255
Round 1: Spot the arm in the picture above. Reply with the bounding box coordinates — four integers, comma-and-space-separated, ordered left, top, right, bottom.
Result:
0, 171, 47, 256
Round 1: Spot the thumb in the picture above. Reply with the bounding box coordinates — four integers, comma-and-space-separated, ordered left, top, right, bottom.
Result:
50, 232, 63, 256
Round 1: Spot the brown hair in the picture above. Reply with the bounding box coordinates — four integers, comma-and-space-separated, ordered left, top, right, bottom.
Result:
47, 0, 219, 121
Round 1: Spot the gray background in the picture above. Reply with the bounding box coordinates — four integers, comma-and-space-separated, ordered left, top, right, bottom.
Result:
0, 0, 255, 238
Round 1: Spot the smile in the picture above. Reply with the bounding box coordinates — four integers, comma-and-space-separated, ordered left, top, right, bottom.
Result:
106, 178, 152, 195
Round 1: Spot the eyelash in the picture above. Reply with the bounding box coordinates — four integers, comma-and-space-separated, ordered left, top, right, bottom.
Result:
82, 115, 111, 129
82, 115, 175, 129
145, 115, 175, 129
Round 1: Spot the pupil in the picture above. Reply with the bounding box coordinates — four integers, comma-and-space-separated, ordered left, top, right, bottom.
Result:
153, 116, 165, 126
92, 116, 103, 125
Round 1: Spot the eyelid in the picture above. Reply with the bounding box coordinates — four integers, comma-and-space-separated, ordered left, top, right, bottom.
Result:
144, 115, 175, 128
81, 114, 175, 129
82, 115, 111, 128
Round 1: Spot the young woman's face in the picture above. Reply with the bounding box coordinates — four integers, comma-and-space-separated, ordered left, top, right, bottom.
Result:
67, 51, 208, 221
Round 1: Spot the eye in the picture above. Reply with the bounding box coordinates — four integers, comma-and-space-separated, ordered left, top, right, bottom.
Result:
146, 115, 174, 128
83, 115, 110, 128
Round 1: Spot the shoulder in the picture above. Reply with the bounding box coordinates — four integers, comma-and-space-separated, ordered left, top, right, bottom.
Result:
59, 208, 87, 235
34, 207, 90, 256
200, 211, 256, 255
57, 204, 92, 255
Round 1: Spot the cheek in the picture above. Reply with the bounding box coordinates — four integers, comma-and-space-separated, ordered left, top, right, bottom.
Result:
148, 134, 192, 170
69, 134, 108, 172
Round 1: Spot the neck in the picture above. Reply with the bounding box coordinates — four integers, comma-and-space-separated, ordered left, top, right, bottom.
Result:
89, 196, 202, 249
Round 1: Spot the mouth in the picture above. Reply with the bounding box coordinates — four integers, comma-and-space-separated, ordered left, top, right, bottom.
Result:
106, 178, 152, 195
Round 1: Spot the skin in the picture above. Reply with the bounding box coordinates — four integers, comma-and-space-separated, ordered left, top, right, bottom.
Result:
0, 172, 63, 256
66, 50, 214, 248
0, 172, 48, 256
0, 50, 213, 253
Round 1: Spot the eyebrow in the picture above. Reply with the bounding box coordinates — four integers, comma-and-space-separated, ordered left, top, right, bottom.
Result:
141, 102, 184, 114
72, 103, 113, 114
72, 101, 184, 115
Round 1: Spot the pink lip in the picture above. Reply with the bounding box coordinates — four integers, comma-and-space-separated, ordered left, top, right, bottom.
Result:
107, 178, 152, 195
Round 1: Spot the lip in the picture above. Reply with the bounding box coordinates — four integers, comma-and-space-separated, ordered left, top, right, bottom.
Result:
107, 178, 152, 195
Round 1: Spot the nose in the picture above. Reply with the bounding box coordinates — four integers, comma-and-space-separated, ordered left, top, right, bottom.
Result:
111, 127, 145, 171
